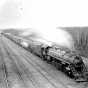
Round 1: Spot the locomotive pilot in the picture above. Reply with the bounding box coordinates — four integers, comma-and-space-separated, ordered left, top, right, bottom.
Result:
73, 55, 86, 74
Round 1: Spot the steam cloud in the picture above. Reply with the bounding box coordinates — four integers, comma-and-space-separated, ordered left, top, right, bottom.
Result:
21, 27, 74, 50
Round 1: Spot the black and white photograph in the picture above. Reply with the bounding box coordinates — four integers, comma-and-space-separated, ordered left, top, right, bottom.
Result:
0, 0, 88, 88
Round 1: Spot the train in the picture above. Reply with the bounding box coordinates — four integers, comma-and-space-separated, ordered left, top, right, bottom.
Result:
2, 32, 88, 82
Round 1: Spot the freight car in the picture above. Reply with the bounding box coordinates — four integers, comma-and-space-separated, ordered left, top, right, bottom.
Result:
2, 33, 25, 45
2, 33, 88, 82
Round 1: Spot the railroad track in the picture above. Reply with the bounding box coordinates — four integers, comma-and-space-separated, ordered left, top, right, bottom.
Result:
0, 37, 10, 88
1, 37, 35, 88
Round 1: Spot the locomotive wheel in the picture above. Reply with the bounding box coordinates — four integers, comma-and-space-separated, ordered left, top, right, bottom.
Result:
41, 50, 47, 61
42, 55, 47, 61
66, 70, 74, 78
62, 65, 74, 78
56, 63, 62, 70
46, 55, 52, 63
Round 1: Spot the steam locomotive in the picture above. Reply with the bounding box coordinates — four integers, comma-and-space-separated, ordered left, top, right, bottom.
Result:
2, 33, 88, 82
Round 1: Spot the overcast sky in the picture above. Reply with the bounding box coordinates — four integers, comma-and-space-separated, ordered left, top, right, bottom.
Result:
0, 0, 88, 29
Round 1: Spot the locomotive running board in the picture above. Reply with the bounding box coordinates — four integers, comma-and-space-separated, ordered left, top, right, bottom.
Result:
75, 79, 88, 82
76, 81, 88, 82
